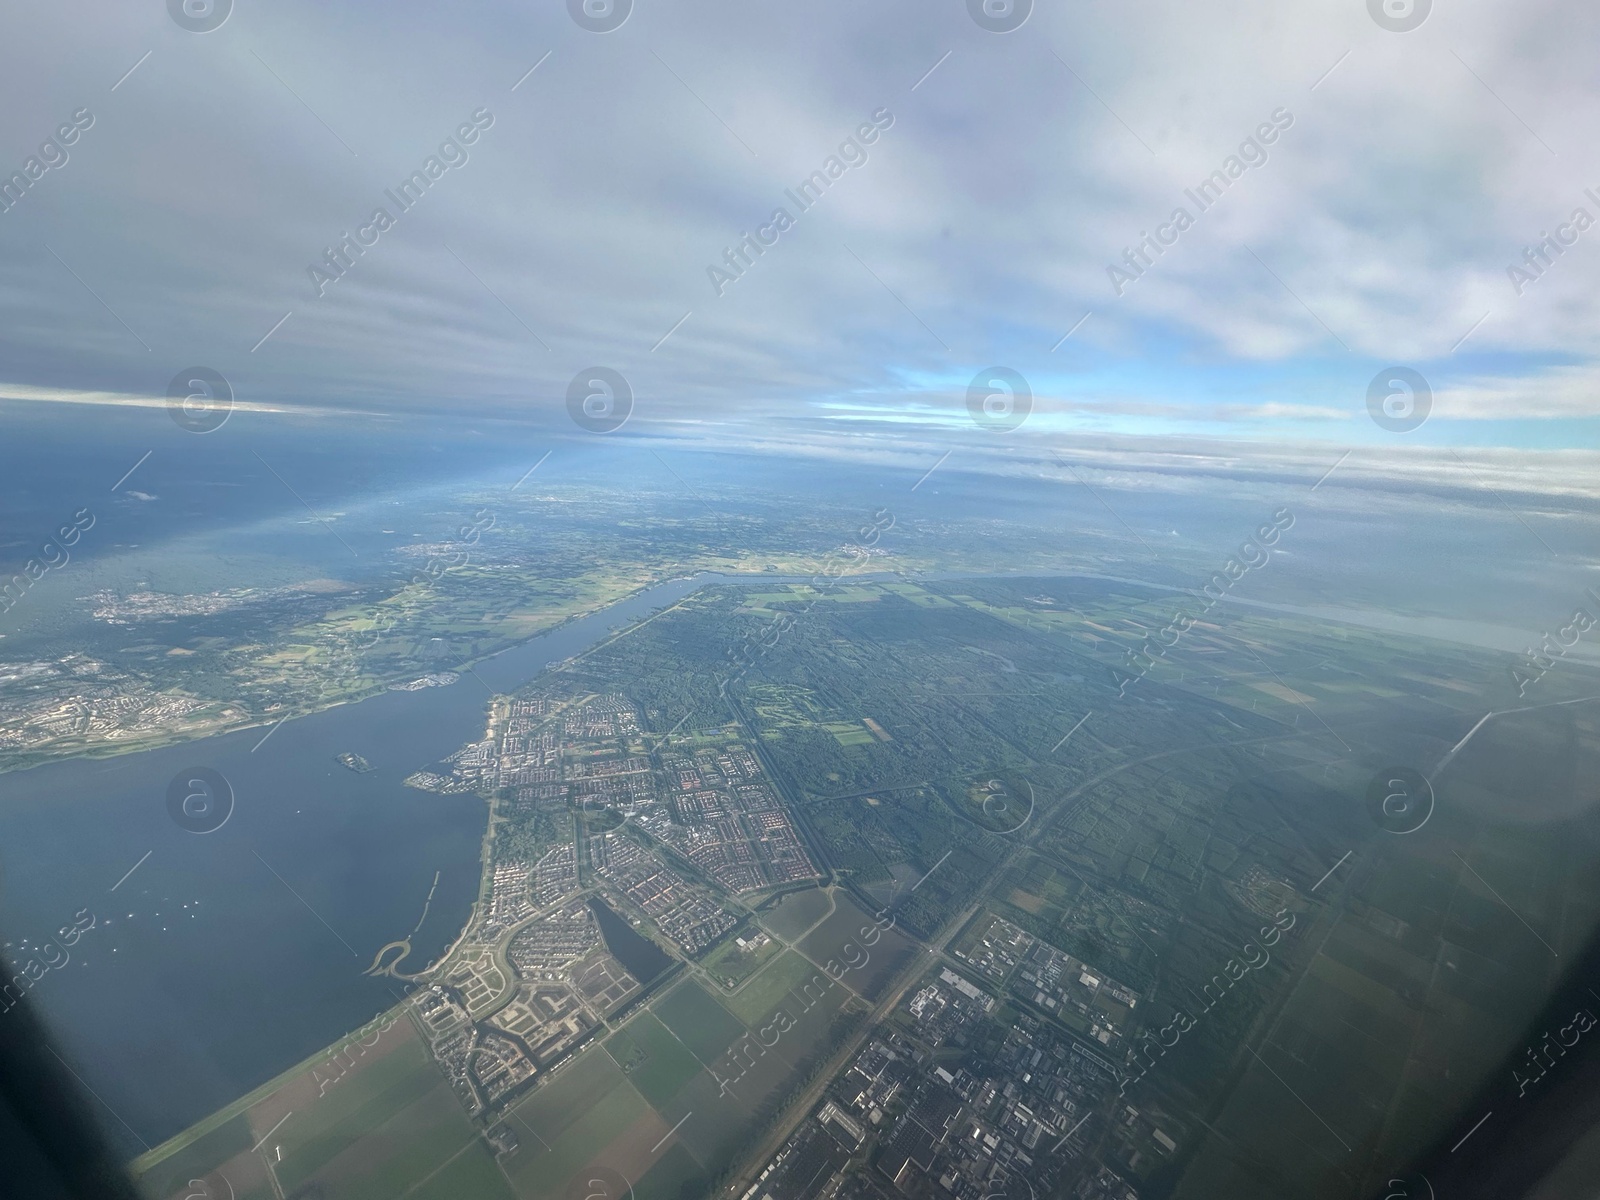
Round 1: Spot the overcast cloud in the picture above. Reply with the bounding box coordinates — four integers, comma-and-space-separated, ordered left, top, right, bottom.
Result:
2, 0, 1597, 468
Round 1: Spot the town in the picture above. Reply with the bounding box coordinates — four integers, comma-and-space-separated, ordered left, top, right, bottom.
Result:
400, 689, 823, 1126
742, 962, 1170, 1200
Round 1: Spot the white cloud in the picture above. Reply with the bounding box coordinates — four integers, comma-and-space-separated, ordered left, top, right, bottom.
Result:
1436, 364, 1600, 420
0, 0, 1594, 457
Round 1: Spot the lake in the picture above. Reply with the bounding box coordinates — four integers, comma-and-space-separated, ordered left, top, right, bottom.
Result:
0, 572, 714, 1156
588, 896, 672, 985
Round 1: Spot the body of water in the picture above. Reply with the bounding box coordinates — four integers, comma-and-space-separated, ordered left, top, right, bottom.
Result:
588, 896, 672, 986
0, 572, 712, 1156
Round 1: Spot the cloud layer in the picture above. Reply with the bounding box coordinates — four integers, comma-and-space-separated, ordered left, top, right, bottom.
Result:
1, 0, 1597, 456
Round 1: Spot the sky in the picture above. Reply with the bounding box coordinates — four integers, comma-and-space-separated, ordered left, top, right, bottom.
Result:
2, 0, 1599, 495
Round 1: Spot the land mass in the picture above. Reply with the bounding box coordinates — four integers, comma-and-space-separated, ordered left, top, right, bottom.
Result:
131, 573, 1600, 1200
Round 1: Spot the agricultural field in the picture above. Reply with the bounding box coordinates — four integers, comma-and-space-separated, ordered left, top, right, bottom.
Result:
499, 941, 862, 1200
133, 1014, 502, 1200
759, 886, 835, 942
794, 894, 917, 1003
700, 926, 783, 991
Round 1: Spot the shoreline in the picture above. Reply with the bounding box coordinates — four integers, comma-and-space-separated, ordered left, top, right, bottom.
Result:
0, 572, 686, 780
127, 996, 418, 1177
95, 564, 1593, 1180
2, 565, 1567, 782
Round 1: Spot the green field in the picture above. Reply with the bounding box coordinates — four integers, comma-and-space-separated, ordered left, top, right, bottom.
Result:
135, 1020, 498, 1200
275, 1039, 446, 1192
538, 1083, 649, 1183
605, 1025, 650, 1074
404, 1141, 515, 1200
502, 1049, 654, 1200
761, 887, 834, 941
723, 948, 824, 1025
701, 928, 783, 990
796, 894, 917, 1002
510, 1048, 630, 1146
301, 1084, 483, 1200
653, 979, 749, 1064
824, 721, 875, 746
633, 1143, 707, 1200
133, 1112, 256, 1200
495, 958, 858, 1200
505, 939, 867, 1196
605, 1012, 703, 1107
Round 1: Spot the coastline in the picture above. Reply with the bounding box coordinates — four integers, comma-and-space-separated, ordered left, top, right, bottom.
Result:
0, 572, 680, 779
